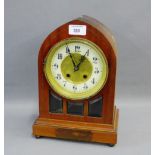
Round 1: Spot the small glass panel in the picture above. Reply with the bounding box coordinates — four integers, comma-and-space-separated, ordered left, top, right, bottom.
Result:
49, 93, 63, 113
88, 96, 103, 117
67, 102, 84, 115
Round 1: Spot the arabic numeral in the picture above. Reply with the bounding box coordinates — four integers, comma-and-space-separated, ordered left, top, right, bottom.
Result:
63, 81, 67, 87
83, 83, 88, 89
93, 57, 98, 64
86, 50, 89, 56
73, 85, 77, 90
91, 78, 95, 84
75, 46, 80, 52
56, 74, 61, 80
66, 46, 70, 53
73, 28, 80, 33
93, 57, 97, 60
58, 53, 63, 59
94, 67, 99, 74
53, 63, 58, 69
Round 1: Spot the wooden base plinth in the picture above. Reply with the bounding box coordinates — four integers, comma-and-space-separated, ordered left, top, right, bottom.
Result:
32, 108, 119, 145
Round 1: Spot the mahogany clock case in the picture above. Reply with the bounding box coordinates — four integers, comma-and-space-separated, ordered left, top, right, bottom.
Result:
32, 16, 119, 145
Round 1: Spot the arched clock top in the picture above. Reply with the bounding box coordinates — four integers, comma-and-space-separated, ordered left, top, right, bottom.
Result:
38, 16, 117, 65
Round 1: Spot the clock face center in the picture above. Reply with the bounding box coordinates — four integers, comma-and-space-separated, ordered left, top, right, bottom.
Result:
61, 53, 93, 84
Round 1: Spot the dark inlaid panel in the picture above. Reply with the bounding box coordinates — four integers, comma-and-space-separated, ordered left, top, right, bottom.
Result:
49, 93, 63, 113
88, 96, 103, 117
67, 102, 84, 115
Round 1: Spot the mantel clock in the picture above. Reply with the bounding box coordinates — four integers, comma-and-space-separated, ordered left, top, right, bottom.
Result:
32, 16, 119, 146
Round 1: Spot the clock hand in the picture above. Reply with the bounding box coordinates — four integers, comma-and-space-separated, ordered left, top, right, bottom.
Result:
66, 45, 78, 71
76, 56, 85, 68
76, 49, 89, 69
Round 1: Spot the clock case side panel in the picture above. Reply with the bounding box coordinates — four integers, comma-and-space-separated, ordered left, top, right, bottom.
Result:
37, 17, 117, 124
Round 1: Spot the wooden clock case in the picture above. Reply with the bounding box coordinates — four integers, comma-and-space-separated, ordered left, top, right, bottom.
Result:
32, 16, 119, 146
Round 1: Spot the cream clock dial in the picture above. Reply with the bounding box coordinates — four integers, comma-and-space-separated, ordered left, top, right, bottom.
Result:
44, 37, 108, 100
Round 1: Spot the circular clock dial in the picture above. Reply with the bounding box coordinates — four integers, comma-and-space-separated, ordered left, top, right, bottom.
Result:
44, 38, 108, 100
